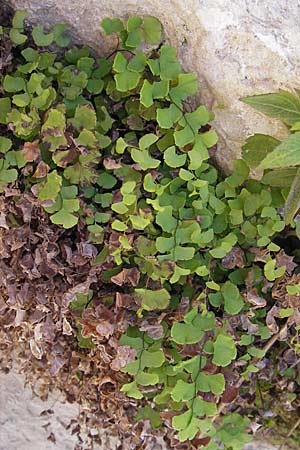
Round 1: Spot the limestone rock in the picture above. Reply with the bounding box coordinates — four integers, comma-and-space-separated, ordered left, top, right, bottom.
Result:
8, 0, 300, 171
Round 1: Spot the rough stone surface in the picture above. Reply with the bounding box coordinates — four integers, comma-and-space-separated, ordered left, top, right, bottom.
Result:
8, 0, 300, 171
0, 370, 280, 450
0, 369, 119, 450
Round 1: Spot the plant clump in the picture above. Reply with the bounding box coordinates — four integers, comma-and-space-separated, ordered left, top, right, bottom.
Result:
0, 10, 300, 450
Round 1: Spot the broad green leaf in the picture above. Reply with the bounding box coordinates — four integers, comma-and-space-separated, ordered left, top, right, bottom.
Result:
156, 236, 174, 253
174, 125, 194, 148
143, 17, 162, 44
172, 410, 193, 431
212, 334, 237, 367
241, 90, 300, 126
264, 259, 286, 281
127, 51, 147, 73
188, 136, 209, 170
135, 288, 171, 311
262, 168, 298, 187
173, 245, 195, 260
284, 167, 300, 223
127, 16, 142, 32
242, 134, 280, 169
111, 219, 127, 231
140, 80, 169, 108
259, 132, 300, 169
0, 167, 18, 184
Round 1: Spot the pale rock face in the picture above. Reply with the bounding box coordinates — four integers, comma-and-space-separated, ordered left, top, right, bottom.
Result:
8, 0, 300, 171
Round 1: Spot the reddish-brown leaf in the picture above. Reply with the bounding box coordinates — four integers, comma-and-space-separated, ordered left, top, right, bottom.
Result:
23, 140, 41, 162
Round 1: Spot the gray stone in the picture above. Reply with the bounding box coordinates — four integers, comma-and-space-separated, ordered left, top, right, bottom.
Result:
8, 0, 300, 171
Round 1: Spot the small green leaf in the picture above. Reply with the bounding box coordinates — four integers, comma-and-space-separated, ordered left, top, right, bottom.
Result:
101, 18, 124, 35
51, 209, 78, 229
135, 371, 159, 386
12, 10, 28, 29
164, 146, 186, 168
171, 322, 203, 345
32, 25, 54, 46
139, 133, 159, 150
197, 372, 225, 395
0, 137, 12, 153
156, 206, 177, 232
221, 281, 244, 315
3, 75, 26, 93
212, 334, 237, 367
171, 380, 195, 402
52, 23, 71, 47
135, 288, 170, 311
73, 104, 97, 130
0, 98, 12, 124
143, 17, 162, 44
121, 381, 143, 399
38, 170, 62, 201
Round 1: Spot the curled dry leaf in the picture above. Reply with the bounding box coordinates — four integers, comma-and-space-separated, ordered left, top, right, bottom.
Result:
33, 161, 49, 178
103, 157, 122, 169
222, 247, 244, 269
30, 338, 43, 359
62, 317, 73, 335
139, 320, 164, 340
0, 212, 8, 229
275, 250, 297, 276
22, 140, 41, 162
246, 289, 267, 308
266, 304, 281, 334
110, 345, 137, 371
111, 267, 140, 287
